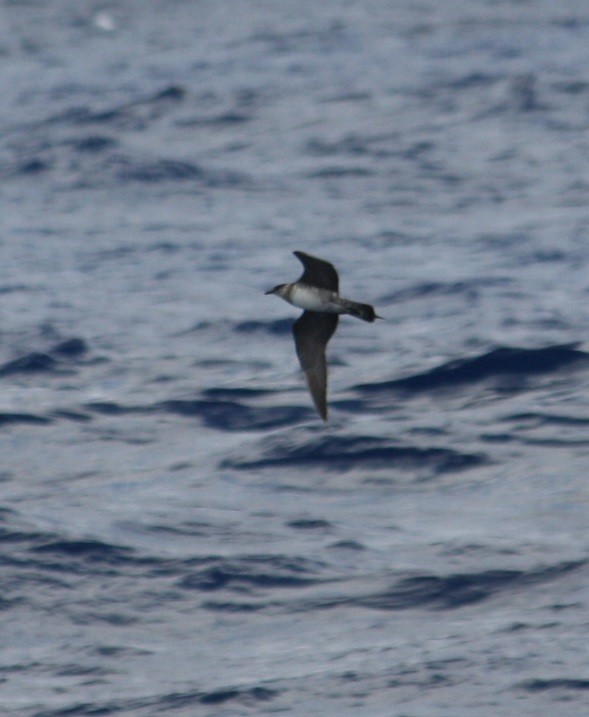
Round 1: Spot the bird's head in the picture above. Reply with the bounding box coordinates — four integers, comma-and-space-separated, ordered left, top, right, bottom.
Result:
264, 283, 288, 297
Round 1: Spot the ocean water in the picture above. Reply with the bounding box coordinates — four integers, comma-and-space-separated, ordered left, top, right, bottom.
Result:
1, 1, 589, 715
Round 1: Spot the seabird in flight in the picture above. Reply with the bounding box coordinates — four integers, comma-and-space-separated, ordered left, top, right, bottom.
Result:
265, 251, 381, 420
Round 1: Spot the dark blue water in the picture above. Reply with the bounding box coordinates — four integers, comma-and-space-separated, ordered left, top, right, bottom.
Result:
2, 2, 589, 715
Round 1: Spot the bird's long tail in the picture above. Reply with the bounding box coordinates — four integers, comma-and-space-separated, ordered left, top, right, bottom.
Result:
341, 299, 381, 322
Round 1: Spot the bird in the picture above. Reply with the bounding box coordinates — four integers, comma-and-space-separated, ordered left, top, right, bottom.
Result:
265, 251, 381, 420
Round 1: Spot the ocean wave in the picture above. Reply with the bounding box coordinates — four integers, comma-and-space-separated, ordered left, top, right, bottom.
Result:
355, 344, 589, 395
0, 338, 87, 378
222, 434, 487, 472
159, 399, 309, 430
180, 554, 323, 592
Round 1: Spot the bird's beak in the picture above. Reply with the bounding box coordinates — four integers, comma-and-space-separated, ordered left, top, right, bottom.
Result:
264, 288, 275, 295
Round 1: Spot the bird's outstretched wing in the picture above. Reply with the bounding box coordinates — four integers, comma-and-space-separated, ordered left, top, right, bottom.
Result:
294, 251, 339, 292
293, 311, 339, 420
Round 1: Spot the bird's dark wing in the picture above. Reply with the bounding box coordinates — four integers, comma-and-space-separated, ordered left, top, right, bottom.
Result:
293, 311, 338, 421
293, 251, 339, 292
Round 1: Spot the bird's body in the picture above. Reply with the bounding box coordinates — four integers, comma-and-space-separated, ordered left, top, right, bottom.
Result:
265, 251, 381, 420
282, 283, 341, 313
